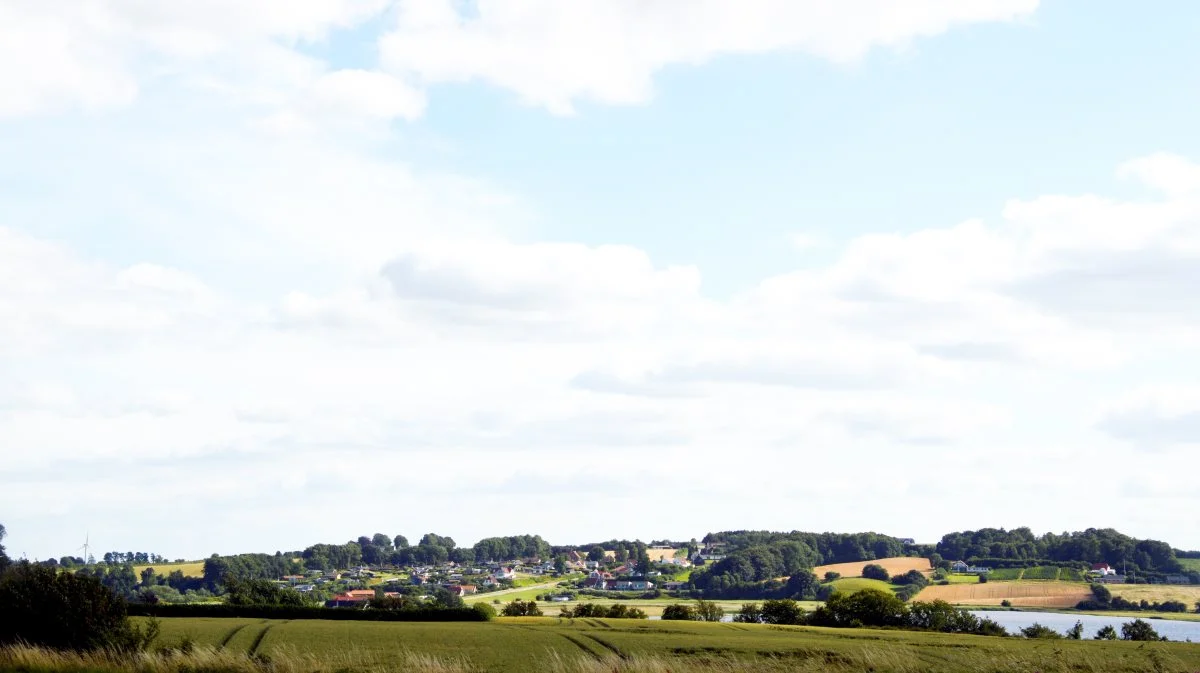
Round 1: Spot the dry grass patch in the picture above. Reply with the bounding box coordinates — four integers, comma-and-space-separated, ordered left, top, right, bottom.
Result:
131, 561, 206, 578
813, 557, 931, 579
1110, 583, 1200, 605
916, 581, 1091, 607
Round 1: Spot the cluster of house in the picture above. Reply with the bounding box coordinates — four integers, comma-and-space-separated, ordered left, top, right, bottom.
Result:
950, 561, 990, 574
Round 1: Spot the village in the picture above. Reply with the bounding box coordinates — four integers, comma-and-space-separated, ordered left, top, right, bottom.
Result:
293, 546, 701, 608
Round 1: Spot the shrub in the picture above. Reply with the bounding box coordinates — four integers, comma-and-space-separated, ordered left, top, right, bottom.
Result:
734, 603, 763, 623
472, 602, 496, 620
1120, 619, 1163, 641
1094, 625, 1117, 640
1066, 621, 1084, 640
1090, 583, 1112, 605
500, 600, 543, 617
760, 599, 805, 625
978, 573, 988, 583
1000, 599, 1012, 608
891, 569, 928, 587
0, 563, 158, 652
824, 571, 841, 581
1020, 623, 1062, 639
661, 604, 696, 621
861, 564, 889, 581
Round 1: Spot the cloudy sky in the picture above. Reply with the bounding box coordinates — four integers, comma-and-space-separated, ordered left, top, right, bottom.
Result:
3, 0, 1200, 562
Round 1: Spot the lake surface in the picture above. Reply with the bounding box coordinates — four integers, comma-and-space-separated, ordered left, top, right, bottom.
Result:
971, 610, 1200, 641
662, 610, 1200, 640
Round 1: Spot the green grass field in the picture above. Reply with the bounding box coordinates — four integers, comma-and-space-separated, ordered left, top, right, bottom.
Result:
986, 568, 1023, 581
1178, 558, 1200, 572
826, 577, 896, 594
944, 573, 981, 584
1021, 566, 1061, 580
129, 617, 1200, 673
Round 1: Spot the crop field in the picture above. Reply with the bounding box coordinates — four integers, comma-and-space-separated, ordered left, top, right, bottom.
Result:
915, 580, 1091, 607
945, 573, 983, 584
812, 556, 931, 579
1110, 583, 1200, 606
985, 568, 1023, 581
132, 561, 206, 577
1059, 568, 1085, 582
127, 616, 1200, 673
1022, 565, 1062, 580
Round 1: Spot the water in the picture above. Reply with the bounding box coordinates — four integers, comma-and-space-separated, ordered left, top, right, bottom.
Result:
971, 610, 1200, 641
655, 611, 1200, 640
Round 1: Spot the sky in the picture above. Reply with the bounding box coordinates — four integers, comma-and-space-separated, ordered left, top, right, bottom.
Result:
3, 0, 1200, 562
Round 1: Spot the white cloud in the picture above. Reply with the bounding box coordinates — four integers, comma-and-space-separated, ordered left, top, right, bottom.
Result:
380, 0, 1039, 114
0, 0, 1038, 120
1097, 385, 1200, 450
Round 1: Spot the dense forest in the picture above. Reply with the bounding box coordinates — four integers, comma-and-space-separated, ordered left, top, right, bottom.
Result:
934, 528, 1183, 573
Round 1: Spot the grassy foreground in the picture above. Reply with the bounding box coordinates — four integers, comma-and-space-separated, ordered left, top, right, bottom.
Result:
0, 617, 1170, 673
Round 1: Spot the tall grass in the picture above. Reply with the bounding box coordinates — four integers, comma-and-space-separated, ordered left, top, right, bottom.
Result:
2, 642, 1192, 673
0, 644, 474, 673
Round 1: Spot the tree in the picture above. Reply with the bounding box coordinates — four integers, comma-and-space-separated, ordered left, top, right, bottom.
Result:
223, 577, 307, 607
1120, 619, 1163, 641
734, 603, 763, 623
501, 599, 542, 617
587, 546, 606, 563
761, 599, 805, 625
1094, 625, 1117, 640
695, 600, 725, 622
661, 604, 696, 621
393, 535, 409, 550
554, 556, 567, 575
371, 533, 393, 551
861, 564, 889, 581
1090, 583, 1112, 605
0, 562, 158, 652
0, 524, 9, 571
1066, 621, 1084, 640
824, 571, 841, 581
139, 567, 157, 589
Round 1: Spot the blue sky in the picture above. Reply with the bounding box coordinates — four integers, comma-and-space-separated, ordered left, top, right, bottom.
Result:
3, 0, 1200, 561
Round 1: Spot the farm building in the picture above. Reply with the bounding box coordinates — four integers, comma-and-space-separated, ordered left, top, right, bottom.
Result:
1090, 563, 1116, 576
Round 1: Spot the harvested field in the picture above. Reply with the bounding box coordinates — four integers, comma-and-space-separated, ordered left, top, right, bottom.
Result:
916, 581, 1091, 607
814, 557, 931, 579
132, 561, 205, 578
1110, 584, 1200, 605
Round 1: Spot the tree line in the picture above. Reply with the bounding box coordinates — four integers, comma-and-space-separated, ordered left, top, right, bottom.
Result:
935, 527, 1183, 573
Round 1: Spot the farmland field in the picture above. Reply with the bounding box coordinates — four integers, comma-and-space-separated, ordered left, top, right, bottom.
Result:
986, 568, 1023, 581
812, 556, 931, 579
1059, 567, 1085, 582
128, 616, 1200, 673
132, 561, 206, 578
945, 573, 983, 583
1022, 565, 1061, 580
1110, 583, 1200, 606
916, 580, 1091, 607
